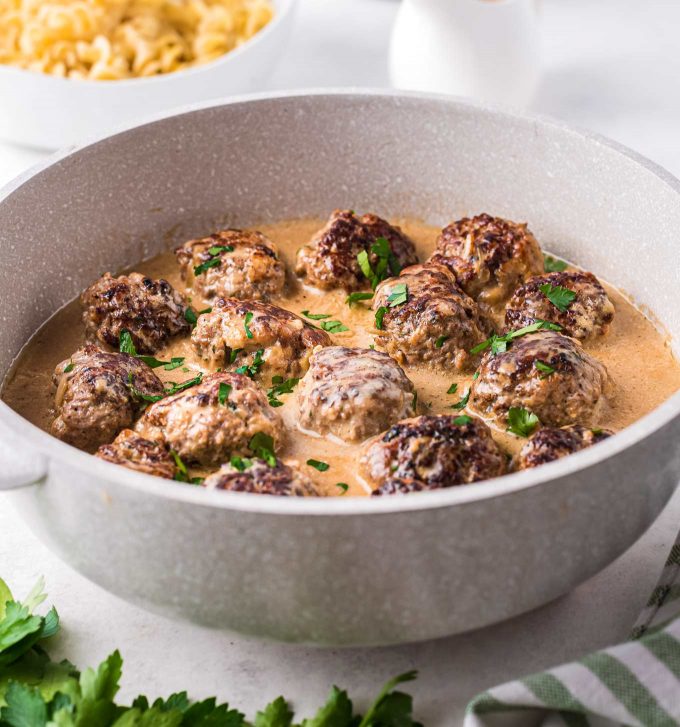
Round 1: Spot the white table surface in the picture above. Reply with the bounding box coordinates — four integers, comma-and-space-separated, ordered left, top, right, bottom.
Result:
3, 0, 680, 723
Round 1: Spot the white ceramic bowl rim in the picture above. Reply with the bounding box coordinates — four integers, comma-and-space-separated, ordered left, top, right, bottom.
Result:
2, 88, 680, 516
0, 0, 295, 88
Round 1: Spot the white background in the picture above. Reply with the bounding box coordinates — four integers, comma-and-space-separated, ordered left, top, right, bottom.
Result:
2, 0, 680, 724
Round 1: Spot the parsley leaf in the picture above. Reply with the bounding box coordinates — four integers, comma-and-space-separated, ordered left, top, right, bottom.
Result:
507, 407, 540, 437
451, 388, 470, 411
229, 348, 244, 364
230, 456, 253, 472
244, 312, 254, 339
540, 282, 576, 312
171, 451, 190, 482
63, 361, 74, 374
470, 319, 562, 355
119, 330, 137, 356
386, 283, 408, 308
319, 320, 349, 334
163, 373, 202, 397
235, 349, 265, 379
307, 459, 329, 472
535, 360, 555, 376
267, 377, 300, 408
446, 383, 458, 395
346, 292, 373, 306
336, 483, 349, 493
357, 237, 401, 290
218, 382, 232, 406
254, 695, 294, 727
184, 306, 212, 327
301, 311, 331, 320
194, 245, 233, 276
126, 373, 164, 404
434, 336, 448, 349
454, 415, 472, 425
358, 670, 418, 727
544, 254, 568, 273
249, 432, 276, 467
374, 306, 388, 330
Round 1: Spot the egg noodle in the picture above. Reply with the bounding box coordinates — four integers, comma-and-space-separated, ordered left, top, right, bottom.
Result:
0, 0, 274, 80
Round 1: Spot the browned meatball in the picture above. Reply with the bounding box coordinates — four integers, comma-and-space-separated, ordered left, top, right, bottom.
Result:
515, 425, 614, 470
429, 213, 543, 315
505, 271, 615, 340
80, 272, 190, 354
191, 298, 330, 378
297, 346, 416, 442
96, 429, 177, 479
175, 229, 285, 302
295, 209, 418, 291
372, 263, 491, 370
135, 372, 282, 466
361, 414, 507, 488
204, 459, 320, 496
371, 478, 442, 496
52, 345, 165, 451
468, 331, 611, 428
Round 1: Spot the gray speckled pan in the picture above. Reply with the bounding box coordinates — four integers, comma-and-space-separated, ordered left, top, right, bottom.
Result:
1, 90, 680, 646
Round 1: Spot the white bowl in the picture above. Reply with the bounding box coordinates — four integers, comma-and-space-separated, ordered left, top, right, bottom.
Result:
0, 0, 296, 150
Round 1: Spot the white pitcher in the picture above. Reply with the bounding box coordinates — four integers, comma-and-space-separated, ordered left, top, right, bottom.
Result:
389, 0, 541, 108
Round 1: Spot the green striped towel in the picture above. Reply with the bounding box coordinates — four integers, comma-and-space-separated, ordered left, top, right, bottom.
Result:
465, 537, 680, 726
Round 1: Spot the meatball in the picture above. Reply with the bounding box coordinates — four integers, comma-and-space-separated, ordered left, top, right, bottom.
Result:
175, 229, 285, 302
52, 345, 165, 451
96, 429, 176, 479
372, 263, 490, 370
371, 477, 442, 496
295, 209, 418, 291
80, 272, 190, 354
191, 298, 330, 377
361, 414, 507, 488
505, 271, 615, 340
297, 346, 416, 442
515, 425, 614, 470
135, 372, 282, 466
204, 459, 320, 496
429, 213, 543, 314
468, 331, 611, 428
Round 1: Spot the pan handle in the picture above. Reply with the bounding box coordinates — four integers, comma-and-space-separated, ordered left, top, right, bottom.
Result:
0, 435, 47, 491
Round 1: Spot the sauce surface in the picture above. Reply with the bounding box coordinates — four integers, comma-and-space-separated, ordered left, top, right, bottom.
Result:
4, 217, 680, 496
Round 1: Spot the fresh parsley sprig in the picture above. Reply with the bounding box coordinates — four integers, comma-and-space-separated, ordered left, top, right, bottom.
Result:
507, 407, 540, 437
267, 377, 300, 407
234, 349, 265, 379
248, 432, 276, 467
539, 282, 576, 313
357, 237, 401, 290
193, 244, 234, 276
470, 319, 562, 356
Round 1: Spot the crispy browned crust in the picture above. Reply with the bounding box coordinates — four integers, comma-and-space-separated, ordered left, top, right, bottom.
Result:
52, 345, 165, 451
175, 229, 285, 302
204, 459, 320, 496
361, 414, 507, 488
96, 429, 177, 479
135, 371, 282, 466
295, 209, 418, 291
192, 298, 330, 376
81, 272, 189, 354
373, 263, 492, 371
371, 477, 441, 496
515, 424, 614, 470
429, 213, 543, 313
505, 270, 615, 340
469, 331, 611, 427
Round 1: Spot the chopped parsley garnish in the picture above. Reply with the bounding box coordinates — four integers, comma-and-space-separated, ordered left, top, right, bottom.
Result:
193, 245, 233, 276
218, 382, 232, 406
184, 306, 211, 326
126, 373, 164, 403
592, 428, 603, 435
346, 292, 374, 306
434, 336, 448, 349
451, 388, 470, 410
446, 383, 458, 395
539, 282, 576, 312
230, 455, 253, 472
248, 432, 276, 466
307, 459, 330, 472
336, 482, 349, 493
137, 355, 186, 371
535, 360, 555, 376
472, 371, 480, 380
386, 283, 408, 307
235, 348, 265, 379
544, 254, 568, 273
163, 373, 203, 396
229, 347, 243, 364
301, 310, 331, 320
119, 330, 137, 355
63, 361, 74, 373
267, 377, 300, 407
171, 450, 202, 484
454, 415, 472, 426
374, 306, 388, 330
319, 319, 349, 334
357, 236, 401, 290
507, 407, 540, 437
470, 319, 562, 355
244, 311, 254, 339
412, 391, 418, 410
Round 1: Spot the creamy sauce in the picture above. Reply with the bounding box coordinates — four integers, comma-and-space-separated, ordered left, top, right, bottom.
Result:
4, 217, 680, 497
